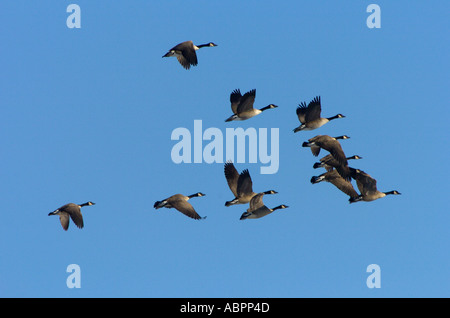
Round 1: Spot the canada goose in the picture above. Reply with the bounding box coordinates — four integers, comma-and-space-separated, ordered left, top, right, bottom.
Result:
162, 40, 217, 70
224, 161, 277, 206
303, 135, 352, 180
293, 96, 345, 132
225, 89, 278, 122
294, 96, 345, 133
349, 169, 401, 203
154, 193, 206, 220
240, 192, 288, 220
302, 135, 350, 158
302, 135, 351, 180
313, 154, 362, 171
48, 201, 95, 231
311, 169, 359, 200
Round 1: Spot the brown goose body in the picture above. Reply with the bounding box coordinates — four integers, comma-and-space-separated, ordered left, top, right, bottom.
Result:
293, 96, 344, 132
349, 169, 401, 203
48, 201, 95, 231
240, 191, 288, 220
162, 40, 217, 70
154, 192, 206, 220
225, 89, 278, 122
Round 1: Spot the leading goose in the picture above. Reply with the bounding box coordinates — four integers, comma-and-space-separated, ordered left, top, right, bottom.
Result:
48, 201, 95, 231
224, 161, 277, 206
162, 40, 217, 70
302, 135, 351, 180
240, 192, 288, 220
349, 169, 401, 203
311, 169, 359, 201
225, 89, 278, 122
154, 193, 206, 220
293, 96, 345, 132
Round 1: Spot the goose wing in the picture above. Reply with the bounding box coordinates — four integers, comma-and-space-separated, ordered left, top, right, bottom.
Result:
62, 204, 84, 229
305, 96, 322, 122
64, 203, 84, 229
230, 89, 242, 114
236, 89, 256, 113
326, 170, 359, 198
170, 199, 204, 220
248, 192, 266, 211
307, 135, 325, 157
173, 41, 198, 69
319, 154, 336, 171
58, 212, 70, 231
319, 137, 348, 167
351, 169, 378, 196
350, 168, 365, 195
335, 164, 351, 182
224, 161, 240, 197
237, 169, 254, 197
296, 101, 308, 123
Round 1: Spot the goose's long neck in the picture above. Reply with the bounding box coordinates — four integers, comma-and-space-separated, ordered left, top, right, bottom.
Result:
195, 43, 210, 49
79, 202, 91, 207
259, 105, 273, 111
271, 205, 287, 212
327, 115, 340, 121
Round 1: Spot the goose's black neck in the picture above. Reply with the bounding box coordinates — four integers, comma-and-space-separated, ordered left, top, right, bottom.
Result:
259, 105, 274, 111
272, 205, 287, 211
384, 191, 399, 195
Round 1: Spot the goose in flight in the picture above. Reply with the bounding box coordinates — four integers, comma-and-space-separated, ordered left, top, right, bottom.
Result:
302, 135, 352, 181
48, 201, 95, 231
162, 40, 217, 70
349, 169, 401, 203
225, 89, 278, 122
224, 161, 277, 206
240, 191, 288, 220
154, 192, 206, 220
311, 169, 359, 201
293, 96, 344, 132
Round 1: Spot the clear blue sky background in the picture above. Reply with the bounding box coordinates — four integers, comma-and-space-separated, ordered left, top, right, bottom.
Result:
0, 1, 448, 298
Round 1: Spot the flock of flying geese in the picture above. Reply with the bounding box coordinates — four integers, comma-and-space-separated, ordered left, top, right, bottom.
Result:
48, 40, 400, 230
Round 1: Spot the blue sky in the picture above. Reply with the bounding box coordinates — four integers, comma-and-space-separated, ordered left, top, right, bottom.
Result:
0, 0, 448, 298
